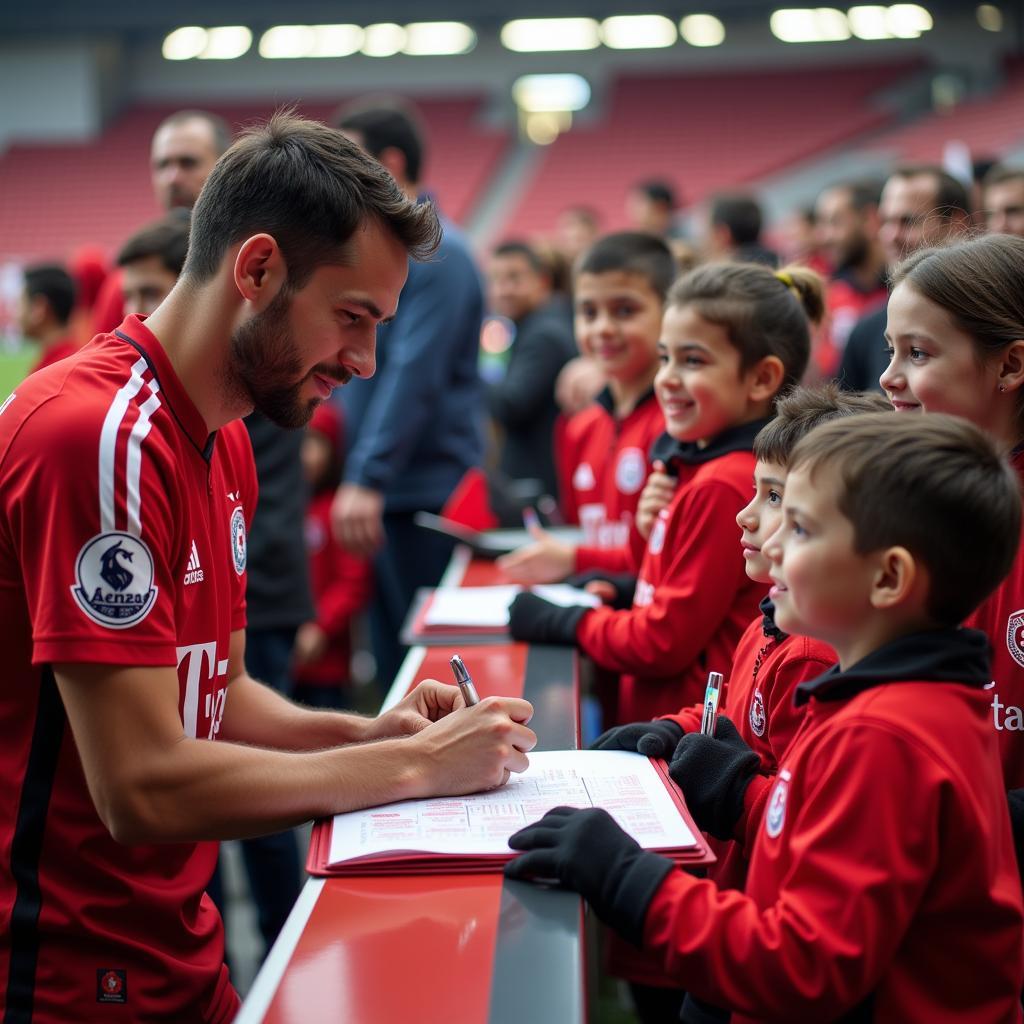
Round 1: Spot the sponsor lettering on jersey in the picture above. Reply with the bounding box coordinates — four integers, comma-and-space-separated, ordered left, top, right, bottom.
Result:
749, 686, 766, 737
765, 767, 791, 839
71, 532, 158, 629
230, 506, 247, 575
634, 577, 656, 608
183, 539, 204, 585
176, 640, 229, 739
615, 447, 646, 495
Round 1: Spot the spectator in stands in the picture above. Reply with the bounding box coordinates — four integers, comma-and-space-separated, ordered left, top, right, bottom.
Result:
627, 180, 682, 239
814, 180, 888, 377
92, 110, 232, 335
116, 210, 190, 316
838, 165, 970, 392
486, 240, 577, 502
17, 263, 77, 374
705, 192, 779, 267
555, 205, 601, 269
332, 100, 485, 687
984, 165, 1024, 238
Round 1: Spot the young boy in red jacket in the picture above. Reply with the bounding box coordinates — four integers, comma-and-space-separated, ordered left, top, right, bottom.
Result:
506, 412, 1024, 1023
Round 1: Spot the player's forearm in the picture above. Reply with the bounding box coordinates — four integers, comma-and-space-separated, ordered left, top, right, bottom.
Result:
219, 673, 372, 749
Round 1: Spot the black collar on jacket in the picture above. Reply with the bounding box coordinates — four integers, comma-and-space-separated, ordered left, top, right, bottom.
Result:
595, 384, 657, 416
648, 417, 770, 477
760, 596, 786, 642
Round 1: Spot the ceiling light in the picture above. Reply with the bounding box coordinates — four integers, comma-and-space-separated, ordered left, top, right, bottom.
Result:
259, 25, 316, 59
403, 22, 476, 56
848, 5, 891, 38
501, 18, 600, 52
977, 4, 1003, 31
886, 4, 932, 37
162, 26, 207, 60
600, 15, 677, 49
362, 23, 407, 57
770, 8, 851, 42
198, 26, 252, 59
310, 25, 364, 57
512, 73, 591, 113
680, 14, 726, 46
524, 112, 566, 146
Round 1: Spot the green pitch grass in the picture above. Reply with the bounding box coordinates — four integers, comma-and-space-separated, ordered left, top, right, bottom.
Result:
0, 349, 34, 400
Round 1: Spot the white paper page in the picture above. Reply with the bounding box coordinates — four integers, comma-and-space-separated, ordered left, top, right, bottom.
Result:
423, 585, 599, 628
327, 750, 695, 865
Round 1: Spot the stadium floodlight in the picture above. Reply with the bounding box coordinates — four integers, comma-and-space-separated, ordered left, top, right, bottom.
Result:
198, 26, 253, 59
977, 4, 1003, 31
848, 5, 891, 38
512, 73, 591, 113
403, 22, 476, 55
770, 8, 851, 42
679, 14, 726, 46
886, 4, 932, 37
259, 25, 316, 59
501, 18, 601, 52
524, 112, 571, 145
309, 25, 364, 57
362, 23, 407, 57
162, 27, 207, 61
600, 15, 677, 49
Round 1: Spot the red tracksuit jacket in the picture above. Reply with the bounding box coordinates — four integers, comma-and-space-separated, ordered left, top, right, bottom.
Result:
643, 628, 1024, 1023
556, 387, 664, 575
575, 421, 768, 723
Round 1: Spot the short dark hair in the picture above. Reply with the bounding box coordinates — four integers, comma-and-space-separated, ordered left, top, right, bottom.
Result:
753, 383, 892, 466
183, 112, 440, 288
983, 164, 1024, 191
710, 193, 763, 245
334, 100, 426, 185
635, 179, 677, 209
23, 263, 75, 325
823, 179, 883, 212
117, 210, 190, 276
492, 240, 546, 275
154, 109, 232, 157
791, 412, 1022, 626
668, 261, 822, 390
889, 164, 971, 219
576, 231, 676, 301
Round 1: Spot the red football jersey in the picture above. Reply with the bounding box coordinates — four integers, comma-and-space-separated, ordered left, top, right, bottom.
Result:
965, 448, 1024, 788
0, 317, 255, 1022
556, 388, 664, 575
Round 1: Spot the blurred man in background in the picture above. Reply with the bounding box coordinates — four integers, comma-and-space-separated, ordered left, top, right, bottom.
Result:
627, 180, 681, 239
705, 192, 779, 266
984, 165, 1024, 237
116, 210, 190, 317
18, 263, 77, 373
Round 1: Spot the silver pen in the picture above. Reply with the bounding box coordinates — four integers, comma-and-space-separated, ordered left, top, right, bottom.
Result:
700, 671, 724, 737
449, 654, 480, 706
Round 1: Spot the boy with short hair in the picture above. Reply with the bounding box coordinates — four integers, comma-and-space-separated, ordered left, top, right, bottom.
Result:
506, 412, 1024, 1021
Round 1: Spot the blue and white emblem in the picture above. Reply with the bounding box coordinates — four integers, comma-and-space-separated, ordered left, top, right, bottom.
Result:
230, 506, 247, 576
615, 447, 646, 495
749, 686, 766, 737
765, 768, 791, 839
71, 532, 157, 628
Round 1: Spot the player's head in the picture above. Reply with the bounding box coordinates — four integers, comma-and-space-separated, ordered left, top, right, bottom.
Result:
117, 211, 190, 317
814, 180, 882, 271
334, 100, 426, 191
707, 193, 764, 255
182, 112, 440, 429
737, 384, 892, 585
572, 232, 676, 387
150, 109, 232, 212
655, 261, 819, 444
881, 234, 1024, 445
488, 241, 552, 323
19, 263, 75, 340
983, 165, 1024, 238
766, 413, 1020, 653
627, 180, 677, 235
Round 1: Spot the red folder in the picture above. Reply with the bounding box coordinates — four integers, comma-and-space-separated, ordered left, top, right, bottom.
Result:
307, 759, 715, 877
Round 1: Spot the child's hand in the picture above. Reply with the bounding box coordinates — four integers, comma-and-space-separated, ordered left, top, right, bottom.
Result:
293, 622, 328, 665
636, 461, 677, 539
497, 522, 574, 583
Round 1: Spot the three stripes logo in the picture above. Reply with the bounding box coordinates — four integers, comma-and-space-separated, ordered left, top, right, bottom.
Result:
183, 540, 204, 586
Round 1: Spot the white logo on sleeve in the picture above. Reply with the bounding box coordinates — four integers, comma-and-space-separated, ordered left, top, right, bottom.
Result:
184, 540, 204, 586
765, 768, 791, 839
749, 687, 766, 737
615, 447, 646, 494
230, 506, 247, 575
1006, 609, 1024, 668
648, 511, 668, 555
573, 462, 596, 491
71, 532, 158, 628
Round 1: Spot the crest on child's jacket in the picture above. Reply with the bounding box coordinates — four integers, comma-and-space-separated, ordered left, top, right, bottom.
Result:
615, 447, 646, 495
1006, 609, 1024, 669
230, 506, 247, 576
749, 687, 766, 737
765, 768, 791, 838
648, 512, 668, 555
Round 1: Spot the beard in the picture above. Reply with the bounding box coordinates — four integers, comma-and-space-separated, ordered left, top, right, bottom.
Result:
228, 287, 348, 429
835, 232, 870, 273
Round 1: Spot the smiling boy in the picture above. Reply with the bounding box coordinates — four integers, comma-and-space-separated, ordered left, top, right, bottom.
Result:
505, 413, 1024, 1022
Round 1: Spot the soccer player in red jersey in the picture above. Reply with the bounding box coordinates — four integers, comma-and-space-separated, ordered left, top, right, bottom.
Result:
0, 113, 536, 1023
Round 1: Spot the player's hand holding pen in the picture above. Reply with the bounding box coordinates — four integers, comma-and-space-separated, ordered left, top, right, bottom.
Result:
364, 678, 480, 740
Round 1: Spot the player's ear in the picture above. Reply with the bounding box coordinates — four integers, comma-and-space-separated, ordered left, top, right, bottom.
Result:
233, 234, 288, 309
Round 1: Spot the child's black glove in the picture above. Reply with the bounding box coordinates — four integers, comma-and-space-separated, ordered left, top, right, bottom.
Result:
508, 592, 588, 645
669, 716, 760, 841
565, 570, 638, 610
503, 806, 674, 946
590, 719, 685, 759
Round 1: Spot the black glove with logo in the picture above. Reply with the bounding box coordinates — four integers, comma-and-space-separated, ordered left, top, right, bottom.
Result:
669, 716, 760, 841
508, 591, 588, 645
504, 806, 674, 947
590, 719, 685, 759
565, 570, 638, 610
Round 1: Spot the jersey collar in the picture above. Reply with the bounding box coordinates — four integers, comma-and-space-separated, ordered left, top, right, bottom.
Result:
113, 316, 214, 459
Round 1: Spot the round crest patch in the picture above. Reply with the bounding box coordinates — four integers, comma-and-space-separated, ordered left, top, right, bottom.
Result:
230, 506, 247, 576
648, 512, 668, 556
765, 769, 791, 839
1006, 609, 1024, 669
749, 687, 766, 737
71, 532, 157, 629
615, 447, 646, 495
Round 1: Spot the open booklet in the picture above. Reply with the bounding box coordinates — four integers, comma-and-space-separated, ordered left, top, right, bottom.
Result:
307, 750, 715, 877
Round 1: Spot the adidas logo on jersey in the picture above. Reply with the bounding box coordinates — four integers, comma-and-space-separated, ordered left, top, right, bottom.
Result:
183, 540, 204, 585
